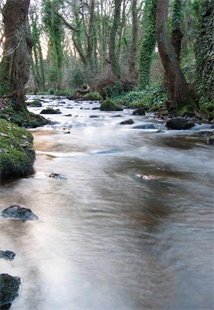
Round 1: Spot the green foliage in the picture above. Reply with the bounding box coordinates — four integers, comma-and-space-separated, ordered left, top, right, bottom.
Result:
42, 0, 64, 89
49, 88, 55, 95
104, 80, 134, 99
0, 99, 48, 128
195, 0, 214, 107
27, 100, 42, 107
54, 89, 70, 96
100, 100, 123, 111
138, 0, 157, 90
105, 81, 126, 98
83, 91, 102, 101
69, 70, 85, 89
122, 85, 167, 110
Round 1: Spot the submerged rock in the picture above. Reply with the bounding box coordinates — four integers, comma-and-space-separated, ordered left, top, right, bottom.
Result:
0, 273, 21, 309
166, 118, 195, 130
1, 204, 38, 221
0, 251, 15, 261
133, 123, 156, 129
49, 173, 67, 181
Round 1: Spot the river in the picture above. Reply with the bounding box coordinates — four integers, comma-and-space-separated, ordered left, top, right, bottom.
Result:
0, 96, 213, 310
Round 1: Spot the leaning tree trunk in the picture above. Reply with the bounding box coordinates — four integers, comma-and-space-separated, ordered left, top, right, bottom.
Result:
0, 0, 33, 111
156, 0, 194, 110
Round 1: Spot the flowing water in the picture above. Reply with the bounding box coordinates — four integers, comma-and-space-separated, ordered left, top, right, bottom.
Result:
0, 97, 213, 310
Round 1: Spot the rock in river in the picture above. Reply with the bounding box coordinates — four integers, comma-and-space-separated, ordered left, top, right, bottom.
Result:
166, 117, 195, 130
1, 204, 38, 221
40, 107, 62, 114
0, 250, 15, 261
0, 273, 21, 309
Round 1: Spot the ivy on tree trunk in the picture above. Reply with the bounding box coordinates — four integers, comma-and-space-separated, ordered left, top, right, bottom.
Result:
109, 0, 122, 79
156, 0, 194, 110
0, 0, 33, 111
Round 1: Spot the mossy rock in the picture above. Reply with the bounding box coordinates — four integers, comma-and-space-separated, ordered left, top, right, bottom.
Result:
0, 273, 21, 308
0, 119, 35, 180
83, 91, 103, 101
0, 105, 48, 128
100, 100, 123, 111
40, 107, 61, 114
27, 100, 42, 107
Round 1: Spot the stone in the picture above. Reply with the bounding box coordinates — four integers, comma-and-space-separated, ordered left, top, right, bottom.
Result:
0, 250, 16, 261
0, 274, 21, 309
119, 119, 134, 125
100, 100, 123, 111
40, 108, 62, 114
132, 108, 145, 115
0, 120, 35, 180
1, 204, 38, 221
49, 173, 67, 181
166, 118, 195, 130
133, 123, 156, 129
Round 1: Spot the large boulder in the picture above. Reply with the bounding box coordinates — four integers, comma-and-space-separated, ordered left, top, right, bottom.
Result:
1, 204, 38, 221
0, 120, 35, 180
0, 273, 21, 309
132, 108, 145, 115
166, 118, 195, 130
100, 100, 123, 111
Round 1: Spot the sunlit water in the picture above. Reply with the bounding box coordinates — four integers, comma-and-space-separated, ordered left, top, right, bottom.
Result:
0, 96, 213, 310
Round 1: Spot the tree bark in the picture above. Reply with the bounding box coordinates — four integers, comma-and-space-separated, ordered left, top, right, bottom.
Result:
156, 0, 193, 110
0, 0, 33, 110
171, 0, 183, 61
128, 0, 138, 81
109, 0, 122, 79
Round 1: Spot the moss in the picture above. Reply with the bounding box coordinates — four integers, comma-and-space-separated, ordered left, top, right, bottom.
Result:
100, 100, 123, 111
0, 100, 48, 128
178, 105, 196, 117
83, 91, 102, 101
0, 119, 35, 180
27, 99, 42, 107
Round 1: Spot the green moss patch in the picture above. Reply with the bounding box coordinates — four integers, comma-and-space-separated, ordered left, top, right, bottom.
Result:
0, 119, 35, 180
100, 100, 123, 111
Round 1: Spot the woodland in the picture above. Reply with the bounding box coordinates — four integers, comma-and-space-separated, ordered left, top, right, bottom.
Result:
0, 2, 213, 307
0, 0, 213, 125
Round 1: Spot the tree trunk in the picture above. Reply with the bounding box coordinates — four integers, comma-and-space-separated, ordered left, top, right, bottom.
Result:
138, 0, 157, 90
0, 0, 33, 111
156, 0, 194, 110
171, 0, 183, 61
109, 0, 122, 79
128, 0, 138, 81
